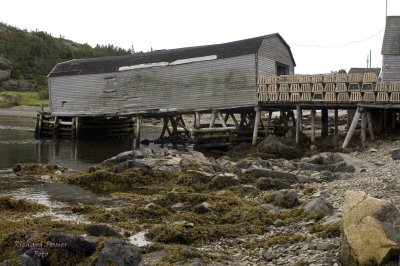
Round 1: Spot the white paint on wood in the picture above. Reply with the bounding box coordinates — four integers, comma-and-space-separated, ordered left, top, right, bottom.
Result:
119, 62, 169, 71
169, 55, 217, 65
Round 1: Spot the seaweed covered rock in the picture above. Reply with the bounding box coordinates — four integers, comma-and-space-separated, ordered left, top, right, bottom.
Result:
46, 232, 97, 256
85, 224, 120, 237
13, 163, 68, 177
304, 198, 333, 218
341, 191, 400, 265
265, 189, 299, 208
209, 173, 240, 190
256, 135, 302, 160
19, 248, 43, 266
95, 239, 141, 266
256, 177, 290, 190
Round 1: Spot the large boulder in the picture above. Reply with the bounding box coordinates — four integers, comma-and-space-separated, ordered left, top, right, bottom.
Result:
85, 224, 120, 237
46, 232, 97, 256
0, 69, 10, 82
95, 238, 141, 266
341, 191, 400, 265
256, 135, 302, 159
390, 148, 400, 160
0, 80, 37, 91
0, 55, 12, 70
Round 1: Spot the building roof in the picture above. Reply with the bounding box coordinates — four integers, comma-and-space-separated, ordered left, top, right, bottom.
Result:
348, 67, 381, 77
48, 33, 295, 77
382, 16, 400, 55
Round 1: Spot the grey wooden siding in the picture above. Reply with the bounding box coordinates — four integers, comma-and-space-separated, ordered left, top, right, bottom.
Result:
257, 35, 295, 77
382, 55, 400, 83
49, 54, 257, 116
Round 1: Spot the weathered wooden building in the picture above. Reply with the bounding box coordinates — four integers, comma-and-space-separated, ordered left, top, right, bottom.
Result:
382, 16, 400, 83
47, 33, 295, 117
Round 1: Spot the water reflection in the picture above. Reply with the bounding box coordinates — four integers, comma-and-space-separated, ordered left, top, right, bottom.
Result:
0, 117, 161, 170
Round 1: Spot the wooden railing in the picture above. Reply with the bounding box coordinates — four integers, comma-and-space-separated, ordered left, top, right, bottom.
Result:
257, 73, 400, 104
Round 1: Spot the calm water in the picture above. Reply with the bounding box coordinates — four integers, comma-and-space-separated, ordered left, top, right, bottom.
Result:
0, 116, 161, 170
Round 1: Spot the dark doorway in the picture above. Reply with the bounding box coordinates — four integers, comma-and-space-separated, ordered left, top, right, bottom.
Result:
276, 62, 289, 76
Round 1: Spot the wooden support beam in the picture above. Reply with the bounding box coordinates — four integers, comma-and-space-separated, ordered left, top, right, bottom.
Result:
224, 112, 230, 123
311, 109, 316, 144
230, 113, 239, 128
265, 111, 272, 136
392, 110, 396, 130
75, 117, 79, 139
160, 117, 169, 139
321, 109, 328, 138
384, 110, 388, 130
334, 109, 339, 134
295, 105, 301, 145
252, 107, 261, 146
209, 110, 216, 128
283, 112, 289, 133
361, 110, 367, 146
217, 111, 227, 128
367, 111, 375, 141
170, 117, 178, 135
195, 112, 201, 129
342, 107, 362, 149
52, 116, 58, 138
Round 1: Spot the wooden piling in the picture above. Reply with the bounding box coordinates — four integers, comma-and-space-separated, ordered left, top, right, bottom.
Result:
252, 107, 261, 146
209, 110, 216, 128
342, 107, 362, 149
134, 115, 142, 150
195, 112, 201, 129
265, 111, 272, 136
217, 111, 227, 128
334, 109, 339, 134
392, 110, 396, 130
361, 110, 367, 146
367, 111, 375, 141
321, 109, 328, 138
75, 117, 79, 139
295, 105, 301, 145
311, 108, 316, 143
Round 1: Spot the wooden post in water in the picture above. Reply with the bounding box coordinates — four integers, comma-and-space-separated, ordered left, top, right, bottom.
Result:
361, 110, 367, 146
134, 115, 142, 150
367, 111, 375, 141
265, 110, 272, 136
195, 111, 201, 129
75, 117, 79, 139
311, 108, 316, 144
342, 107, 363, 149
334, 109, 339, 134
252, 107, 261, 146
321, 109, 328, 139
295, 105, 301, 145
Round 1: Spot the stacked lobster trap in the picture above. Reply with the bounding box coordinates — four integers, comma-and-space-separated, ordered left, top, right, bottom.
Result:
257, 73, 400, 103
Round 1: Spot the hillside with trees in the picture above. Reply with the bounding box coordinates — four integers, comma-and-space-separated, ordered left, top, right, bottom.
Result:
0, 22, 132, 85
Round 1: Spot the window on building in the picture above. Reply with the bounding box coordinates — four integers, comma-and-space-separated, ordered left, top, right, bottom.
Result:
104, 78, 116, 92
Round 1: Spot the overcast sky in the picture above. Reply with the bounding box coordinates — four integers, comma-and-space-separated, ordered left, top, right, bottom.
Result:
1, 0, 400, 74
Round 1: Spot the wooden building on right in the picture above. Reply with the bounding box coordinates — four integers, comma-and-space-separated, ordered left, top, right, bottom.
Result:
382, 16, 400, 83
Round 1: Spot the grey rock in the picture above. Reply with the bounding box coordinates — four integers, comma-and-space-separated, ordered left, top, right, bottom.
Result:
257, 134, 302, 159
209, 173, 239, 189
256, 177, 290, 190
390, 148, 400, 160
264, 247, 275, 261
114, 160, 132, 173
187, 258, 205, 266
116, 151, 133, 163
85, 224, 120, 237
304, 198, 334, 218
194, 202, 212, 214
145, 203, 156, 210
259, 203, 280, 214
274, 219, 284, 227
0, 80, 37, 91
46, 232, 97, 256
316, 242, 334, 250
171, 202, 190, 212
243, 168, 298, 183
268, 189, 299, 208
0, 69, 10, 82
19, 249, 42, 266
0, 55, 12, 70
95, 238, 141, 266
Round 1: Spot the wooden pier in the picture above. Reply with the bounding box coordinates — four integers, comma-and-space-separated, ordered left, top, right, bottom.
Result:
36, 72, 400, 150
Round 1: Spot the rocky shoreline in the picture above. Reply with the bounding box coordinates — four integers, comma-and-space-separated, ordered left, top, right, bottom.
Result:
2, 133, 400, 265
